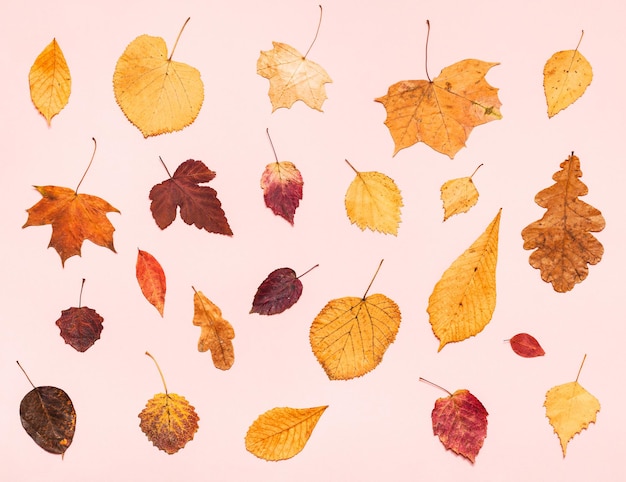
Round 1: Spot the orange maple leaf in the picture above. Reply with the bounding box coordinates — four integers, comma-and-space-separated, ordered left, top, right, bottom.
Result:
23, 185, 119, 266
375, 59, 502, 158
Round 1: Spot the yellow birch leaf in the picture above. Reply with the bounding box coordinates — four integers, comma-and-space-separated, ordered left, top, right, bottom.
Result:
192, 288, 235, 370
245, 406, 328, 461
544, 356, 600, 456
29, 38, 71, 125
427, 209, 501, 351
344, 159, 403, 235
440, 164, 482, 221
543, 32, 592, 118
113, 19, 204, 137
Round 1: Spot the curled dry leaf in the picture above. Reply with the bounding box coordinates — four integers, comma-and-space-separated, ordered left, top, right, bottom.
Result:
23, 186, 119, 266
113, 20, 204, 137
261, 161, 303, 224
344, 160, 403, 235
29, 38, 71, 125
428, 209, 501, 351
245, 406, 328, 461
521, 153, 605, 292
56, 306, 104, 352
375, 59, 502, 158
509, 333, 545, 358
149, 159, 232, 235
440, 164, 482, 221
192, 289, 235, 370
250, 268, 303, 316
136, 249, 166, 316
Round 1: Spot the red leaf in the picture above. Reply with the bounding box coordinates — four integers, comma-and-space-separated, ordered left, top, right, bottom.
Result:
431, 389, 488, 463
136, 249, 166, 316
55, 306, 104, 352
149, 159, 233, 235
260, 161, 303, 225
509, 333, 545, 357
250, 268, 303, 315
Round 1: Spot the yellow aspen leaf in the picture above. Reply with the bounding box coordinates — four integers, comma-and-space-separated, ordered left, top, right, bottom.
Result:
192, 288, 235, 370
245, 406, 328, 461
440, 164, 482, 221
139, 353, 199, 454
29, 38, 71, 126
113, 19, 204, 137
544, 355, 600, 456
521, 153, 604, 293
344, 159, 403, 235
310, 261, 401, 380
544, 31, 592, 118
427, 209, 501, 351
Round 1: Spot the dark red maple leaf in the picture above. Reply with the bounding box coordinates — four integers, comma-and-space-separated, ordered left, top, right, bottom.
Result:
509, 333, 545, 358
149, 159, 232, 235
56, 306, 104, 352
250, 268, 303, 315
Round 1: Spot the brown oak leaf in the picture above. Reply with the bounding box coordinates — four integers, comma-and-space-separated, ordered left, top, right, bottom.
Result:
192, 288, 235, 370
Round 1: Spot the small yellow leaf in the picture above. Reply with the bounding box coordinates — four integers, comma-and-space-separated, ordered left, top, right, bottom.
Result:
113, 23, 204, 137
344, 160, 403, 235
245, 406, 328, 461
543, 33, 592, 118
192, 289, 235, 370
440, 164, 482, 221
29, 38, 71, 125
427, 209, 501, 351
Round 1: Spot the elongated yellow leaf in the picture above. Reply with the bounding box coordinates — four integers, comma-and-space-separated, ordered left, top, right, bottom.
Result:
245, 406, 328, 461
427, 209, 501, 351
29, 38, 71, 125
344, 160, 403, 235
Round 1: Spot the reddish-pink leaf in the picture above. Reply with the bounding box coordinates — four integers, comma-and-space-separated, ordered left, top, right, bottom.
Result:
509, 333, 545, 357
250, 268, 303, 315
55, 306, 104, 352
431, 389, 488, 463
260, 161, 303, 225
136, 249, 166, 316
149, 159, 232, 235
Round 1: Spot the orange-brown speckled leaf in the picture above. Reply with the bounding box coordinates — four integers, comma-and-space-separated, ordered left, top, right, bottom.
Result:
192, 289, 235, 370
136, 249, 166, 316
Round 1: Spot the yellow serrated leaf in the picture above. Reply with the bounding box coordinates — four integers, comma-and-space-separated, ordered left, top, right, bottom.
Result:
245, 406, 328, 461
427, 209, 501, 351
29, 38, 71, 125
440, 165, 482, 221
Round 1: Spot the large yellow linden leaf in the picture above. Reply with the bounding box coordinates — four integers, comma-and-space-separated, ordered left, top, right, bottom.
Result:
344, 160, 403, 235
545, 381, 600, 456
245, 406, 328, 461
310, 292, 401, 380
257, 42, 332, 112
113, 27, 204, 137
543, 35, 592, 118
427, 209, 501, 351
29, 38, 71, 125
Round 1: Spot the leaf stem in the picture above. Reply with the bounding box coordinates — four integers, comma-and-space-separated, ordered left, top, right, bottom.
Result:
16, 361, 36, 389
362, 259, 384, 299
344, 158, 359, 174
75, 137, 97, 193
575, 30, 584, 52
470, 163, 484, 179
297, 263, 319, 279
575, 353, 587, 382
169, 17, 191, 61
303, 5, 323, 59
419, 377, 452, 396
266, 128, 280, 164
78, 278, 86, 308
424, 20, 432, 82
158, 156, 173, 178
145, 351, 168, 394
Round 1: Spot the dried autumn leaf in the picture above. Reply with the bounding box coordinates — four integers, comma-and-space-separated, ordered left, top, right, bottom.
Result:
440, 164, 482, 221
56, 307, 104, 352
23, 185, 119, 266
29, 38, 71, 125
509, 333, 545, 358
192, 288, 235, 370
544, 32, 592, 118
113, 19, 204, 137
344, 160, 403, 235
375, 59, 502, 158
245, 405, 328, 461
136, 249, 166, 316
310, 261, 401, 380
139, 352, 199, 454
250, 265, 317, 316
149, 159, 232, 235
545, 356, 600, 456
261, 161, 303, 224
427, 209, 501, 351
521, 153, 605, 293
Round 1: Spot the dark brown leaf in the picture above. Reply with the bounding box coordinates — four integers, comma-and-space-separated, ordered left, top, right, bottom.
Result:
56, 306, 104, 352
250, 268, 303, 315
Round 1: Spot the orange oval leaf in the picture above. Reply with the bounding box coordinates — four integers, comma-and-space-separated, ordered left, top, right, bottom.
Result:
136, 249, 166, 316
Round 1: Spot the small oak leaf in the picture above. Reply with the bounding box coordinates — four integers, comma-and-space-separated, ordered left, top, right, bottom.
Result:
192, 289, 235, 370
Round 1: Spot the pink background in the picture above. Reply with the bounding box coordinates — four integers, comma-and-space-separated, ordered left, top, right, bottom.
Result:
1, 0, 624, 480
